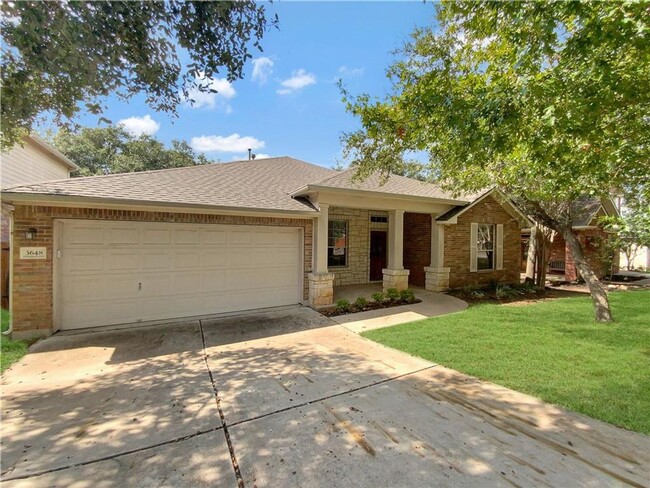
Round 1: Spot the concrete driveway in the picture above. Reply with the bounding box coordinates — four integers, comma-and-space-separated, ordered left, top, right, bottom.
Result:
1, 307, 648, 487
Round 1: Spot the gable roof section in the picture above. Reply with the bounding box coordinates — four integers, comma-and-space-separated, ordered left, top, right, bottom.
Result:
571, 195, 619, 227
27, 134, 78, 171
2, 157, 335, 213
436, 188, 533, 227
292, 168, 470, 204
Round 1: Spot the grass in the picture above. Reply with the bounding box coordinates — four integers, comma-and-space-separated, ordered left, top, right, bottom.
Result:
0, 309, 30, 374
363, 290, 650, 434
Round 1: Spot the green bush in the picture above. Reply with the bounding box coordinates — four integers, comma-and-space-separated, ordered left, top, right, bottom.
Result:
386, 288, 400, 302
354, 297, 368, 309
335, 299, 350, 312
400, 289, 416, 303
371, 292, 385, 303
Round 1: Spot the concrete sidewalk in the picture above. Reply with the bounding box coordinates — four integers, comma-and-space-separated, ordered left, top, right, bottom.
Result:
331, 287, 468, 333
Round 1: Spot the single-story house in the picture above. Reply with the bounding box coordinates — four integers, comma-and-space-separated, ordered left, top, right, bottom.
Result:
1, 135, 78, 310
1, 157, 530, 338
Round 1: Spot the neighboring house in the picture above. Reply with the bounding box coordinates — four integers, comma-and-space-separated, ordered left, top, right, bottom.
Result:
521, 196, 620, 281
1, 135, 78, 310
620, 246, 649, 271
1, 157, 530, 338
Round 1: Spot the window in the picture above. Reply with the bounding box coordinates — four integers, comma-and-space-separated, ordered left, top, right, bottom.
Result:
370, 215, 388, 223
477, 224, 495, 270
328, 220, 347, 267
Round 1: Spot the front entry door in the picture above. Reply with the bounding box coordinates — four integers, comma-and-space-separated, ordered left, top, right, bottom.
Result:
369, 231, 387, 281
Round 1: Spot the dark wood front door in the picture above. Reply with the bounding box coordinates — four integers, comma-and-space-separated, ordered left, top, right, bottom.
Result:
370, 231, 387, 281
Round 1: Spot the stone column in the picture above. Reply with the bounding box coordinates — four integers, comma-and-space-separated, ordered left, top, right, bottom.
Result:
425, 219, 450, 291
383, 209, 409, 291
308, 272, 335, 307
309, 203, 334, 307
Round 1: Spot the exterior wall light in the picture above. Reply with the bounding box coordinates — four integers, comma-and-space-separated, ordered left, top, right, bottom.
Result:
25, 227, 37, 240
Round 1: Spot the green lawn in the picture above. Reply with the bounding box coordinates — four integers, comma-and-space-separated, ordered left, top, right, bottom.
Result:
0, 309, 29, 374
363, 291, 650, 434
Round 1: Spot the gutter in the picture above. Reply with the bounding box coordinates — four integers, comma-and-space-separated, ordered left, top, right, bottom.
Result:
0, 192, 320, 219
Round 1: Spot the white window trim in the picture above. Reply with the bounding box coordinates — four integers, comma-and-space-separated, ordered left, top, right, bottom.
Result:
327, 219, 348, 268
470, 222, 504, 272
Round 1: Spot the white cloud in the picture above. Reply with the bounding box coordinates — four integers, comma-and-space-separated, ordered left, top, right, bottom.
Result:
338, 66, 364, 78
277, 69, 316, 95
252, 57, 274, 84
186, 74, 236, 110
118, 115, 160, 136
231, 153, 271, 161
191, 134, 265, 153
253, 153, 271, 159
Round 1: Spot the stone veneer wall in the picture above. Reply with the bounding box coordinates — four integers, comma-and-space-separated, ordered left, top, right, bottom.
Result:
327, 207, 389, 287
444, 195, 521, 289
10, 205, 313, 337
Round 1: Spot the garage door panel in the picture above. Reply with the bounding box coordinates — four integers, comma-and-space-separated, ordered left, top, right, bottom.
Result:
64, 225, 105, 246
107, 251, 140, 271
108, 227, 139, 245
59, 221, 301, 330
63, 250, 105, 273
142, 252, 172, 270
142, 228, 171, 245
173, 229, 200, 244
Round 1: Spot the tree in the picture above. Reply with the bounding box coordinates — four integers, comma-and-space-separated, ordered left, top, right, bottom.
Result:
341, 1, 650, 322
1, 1, 277, 147
52, 126, 210, 176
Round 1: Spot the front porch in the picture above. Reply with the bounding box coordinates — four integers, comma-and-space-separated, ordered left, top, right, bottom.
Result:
308, 203, 451, 308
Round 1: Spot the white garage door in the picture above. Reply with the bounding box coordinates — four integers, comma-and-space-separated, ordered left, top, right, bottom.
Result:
57, 220, 302, 330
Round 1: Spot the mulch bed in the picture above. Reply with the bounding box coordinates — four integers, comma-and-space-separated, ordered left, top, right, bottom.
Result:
320, 298, 422, 317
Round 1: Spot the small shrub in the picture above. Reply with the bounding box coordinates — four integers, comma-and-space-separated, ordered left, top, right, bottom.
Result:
335, 299, 350, 312
371, 292, 385, 303
355, 296, 368, 309
386, 288, 400, 302
495, 285, 524, 299
400, 289, 416, 303
487, 278, 500, 292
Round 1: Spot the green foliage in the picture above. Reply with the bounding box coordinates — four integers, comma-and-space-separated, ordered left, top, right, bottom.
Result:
371, 292, 385, 303
354, 296, 368, 309
1, 309, 28, 374
363, 291, 650, 434
52, 126, 210, 176
385, 288, 400, 302
335, 299, 350, 312
342, 1, 649, 223
1, 1, 278, 147
400, 289, 416, 303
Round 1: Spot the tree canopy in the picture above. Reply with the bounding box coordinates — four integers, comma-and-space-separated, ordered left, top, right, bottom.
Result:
52, 126, 210, 177
1, 1, 277, 147
341, 1, 650, 321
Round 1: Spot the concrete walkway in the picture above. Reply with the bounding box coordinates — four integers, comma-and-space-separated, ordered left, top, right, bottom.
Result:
1, 306, 648, 487
332, 285, 468, 333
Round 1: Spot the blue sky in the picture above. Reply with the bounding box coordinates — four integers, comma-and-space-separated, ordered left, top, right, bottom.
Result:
60, 2, 437, 169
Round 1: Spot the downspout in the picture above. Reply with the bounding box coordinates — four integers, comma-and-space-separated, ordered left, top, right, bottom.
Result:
2, 206, 13, 336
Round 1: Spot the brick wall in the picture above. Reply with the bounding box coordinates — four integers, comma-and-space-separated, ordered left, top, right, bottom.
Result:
566, 228, 617, 281
11, 205, 313, 336
444, 195, 521, 289
403, 213, 431, 287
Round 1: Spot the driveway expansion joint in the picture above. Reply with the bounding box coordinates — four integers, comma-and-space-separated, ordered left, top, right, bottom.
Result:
227, 364, 439, 429
0, 426, 224, 482
199, 319, 245, 488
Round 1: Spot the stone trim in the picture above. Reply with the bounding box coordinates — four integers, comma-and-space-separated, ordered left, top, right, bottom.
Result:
382, 268, 410, 292
308, 272, 335, 308
424, 266, 450, 292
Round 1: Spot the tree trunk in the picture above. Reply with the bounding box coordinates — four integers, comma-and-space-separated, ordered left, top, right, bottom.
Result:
525, 227, 537, 284
536, 230, 548, 288
562, 228, 613, 322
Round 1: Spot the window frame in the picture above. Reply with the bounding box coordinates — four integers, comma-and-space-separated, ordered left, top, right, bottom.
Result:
476, 223, 495, 271
327, 219, 348, 268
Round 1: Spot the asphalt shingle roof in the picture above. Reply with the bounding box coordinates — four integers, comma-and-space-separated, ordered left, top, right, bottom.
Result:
2, 157, 336, 213
301, 168, 469, 202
